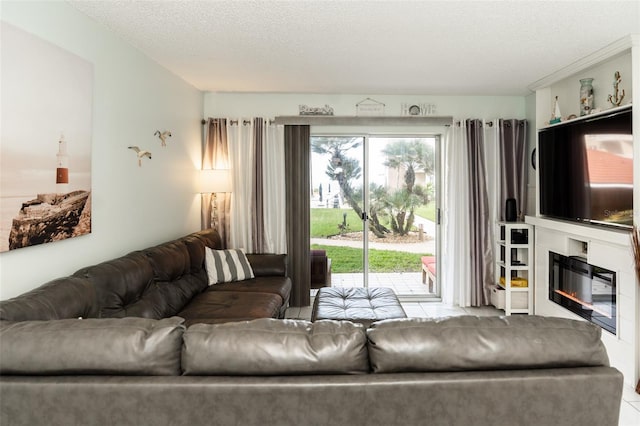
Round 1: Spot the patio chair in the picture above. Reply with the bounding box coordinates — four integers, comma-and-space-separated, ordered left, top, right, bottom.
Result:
421, 256, 436, 293
311, 249, 332, 289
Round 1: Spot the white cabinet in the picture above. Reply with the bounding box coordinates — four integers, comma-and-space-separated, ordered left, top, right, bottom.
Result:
493, 222, 534, 315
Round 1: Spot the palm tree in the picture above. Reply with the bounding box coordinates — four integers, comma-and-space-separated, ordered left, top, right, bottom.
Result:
312, 137, 363, 214
381, 139, 434, 235
386, 189, 422, 236
311, 137, 388, 238
382, 139, 434, 193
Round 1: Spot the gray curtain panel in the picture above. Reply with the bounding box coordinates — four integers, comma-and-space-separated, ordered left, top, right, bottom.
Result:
466, 119, 492, 306
252, 118, 266, 253
284, 125, 311, 307
498, 119, 528, 221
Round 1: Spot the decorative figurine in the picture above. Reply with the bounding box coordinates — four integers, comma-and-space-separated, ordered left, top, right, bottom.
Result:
607, 71, 625, 107
128, 146, 152, 167
154, 130, 172, 147
579, 78, 594, 116
549, 96, 561, 124
299, 104, 334, 116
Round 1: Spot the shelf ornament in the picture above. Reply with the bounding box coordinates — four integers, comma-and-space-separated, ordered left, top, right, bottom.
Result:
549, 96, 561, 124
356, 97, 385, 116
607, 71, 625, 107
299, 104, 334, 116
579, 78, 594, 116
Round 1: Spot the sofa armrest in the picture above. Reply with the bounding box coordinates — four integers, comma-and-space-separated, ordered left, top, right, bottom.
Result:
0, 276, 98, 321
245, 254, 287, 277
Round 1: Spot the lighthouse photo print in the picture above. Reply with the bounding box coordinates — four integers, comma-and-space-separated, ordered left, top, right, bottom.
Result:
0, 22, 93, 252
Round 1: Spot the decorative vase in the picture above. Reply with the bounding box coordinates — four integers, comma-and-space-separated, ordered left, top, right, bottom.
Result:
579, 78, 594, 116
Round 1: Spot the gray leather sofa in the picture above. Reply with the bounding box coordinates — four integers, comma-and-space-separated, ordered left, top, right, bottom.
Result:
0, 315, 623, 426
0, 229, 291, 325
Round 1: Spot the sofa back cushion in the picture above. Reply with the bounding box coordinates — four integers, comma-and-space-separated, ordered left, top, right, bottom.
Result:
74, 251, 161, 318
182, 318, 369, 375
245, 254, 287, 276
182, 232, 213, 272
0, 317, 185, 376
143, 240, 208, 314
367, 316, 610, 373
0, 276, 98, 321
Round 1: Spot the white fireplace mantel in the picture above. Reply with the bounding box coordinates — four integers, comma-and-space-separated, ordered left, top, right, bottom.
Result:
526, 34, 640, 389
527, 215, 639, 388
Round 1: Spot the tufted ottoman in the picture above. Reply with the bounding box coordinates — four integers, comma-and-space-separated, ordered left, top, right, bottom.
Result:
311, 287, 407, 327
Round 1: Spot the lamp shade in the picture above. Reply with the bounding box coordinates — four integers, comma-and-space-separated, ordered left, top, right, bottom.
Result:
200, 169, 232, 193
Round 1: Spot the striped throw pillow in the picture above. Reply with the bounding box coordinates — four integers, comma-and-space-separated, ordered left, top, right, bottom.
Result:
205, 248, 255, 285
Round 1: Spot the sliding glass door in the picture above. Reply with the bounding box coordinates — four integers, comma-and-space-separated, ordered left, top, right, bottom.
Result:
310, 134, 439, 299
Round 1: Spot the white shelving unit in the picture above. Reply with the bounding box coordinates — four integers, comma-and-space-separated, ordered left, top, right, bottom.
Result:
493, 222, 534, 315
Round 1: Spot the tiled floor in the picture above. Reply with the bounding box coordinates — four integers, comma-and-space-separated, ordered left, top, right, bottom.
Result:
331, 272, 433, 297
285, 300, 640, 426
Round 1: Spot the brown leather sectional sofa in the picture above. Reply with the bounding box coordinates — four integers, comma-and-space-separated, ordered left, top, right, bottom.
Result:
0, 315, 624, 426
0, 228, 291, 326
0, 229, 625, 426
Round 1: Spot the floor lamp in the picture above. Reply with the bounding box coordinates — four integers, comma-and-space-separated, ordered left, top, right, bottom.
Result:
200, 169, 232, 230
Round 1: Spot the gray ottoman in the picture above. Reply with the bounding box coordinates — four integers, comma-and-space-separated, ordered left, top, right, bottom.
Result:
311, 287, 407, 327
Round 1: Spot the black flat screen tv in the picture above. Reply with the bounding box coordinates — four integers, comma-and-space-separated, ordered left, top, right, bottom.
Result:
538, 106, 633, 229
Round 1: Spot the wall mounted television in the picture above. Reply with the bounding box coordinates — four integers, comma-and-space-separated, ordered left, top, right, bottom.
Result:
538, 106, 633, 229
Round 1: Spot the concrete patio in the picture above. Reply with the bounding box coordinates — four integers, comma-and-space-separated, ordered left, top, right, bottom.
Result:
328, 272, 433, 298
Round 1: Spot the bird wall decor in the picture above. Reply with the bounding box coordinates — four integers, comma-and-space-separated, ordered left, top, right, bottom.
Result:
128, 146, 152, 167
154, 130, 172, 147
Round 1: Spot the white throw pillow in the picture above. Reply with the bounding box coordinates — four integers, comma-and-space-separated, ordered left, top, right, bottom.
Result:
205, 247, 255, 285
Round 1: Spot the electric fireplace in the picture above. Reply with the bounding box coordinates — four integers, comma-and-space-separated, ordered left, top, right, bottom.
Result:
548, 252, 616, 334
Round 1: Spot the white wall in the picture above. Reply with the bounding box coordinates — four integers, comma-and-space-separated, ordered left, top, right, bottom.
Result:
525, 92, 537, 217
0, 2, 204, 299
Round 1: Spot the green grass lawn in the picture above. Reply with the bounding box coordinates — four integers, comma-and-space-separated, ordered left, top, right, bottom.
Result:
413, 202, 436, 222
311, 244, 427, 273
311, 208, 363, 237
311, 206, 434, 273
311, 204, 436, 238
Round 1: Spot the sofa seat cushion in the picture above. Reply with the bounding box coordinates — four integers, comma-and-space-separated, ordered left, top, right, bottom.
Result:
367, 316, 610, 373
181, 317, 259, 327
205, 276, 291, 304
0, 317, 185, 376
177, 291, 281, 324
182, 318, 369, 375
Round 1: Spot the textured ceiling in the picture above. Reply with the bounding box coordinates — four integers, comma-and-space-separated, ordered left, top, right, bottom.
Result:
68, 0, 640, 96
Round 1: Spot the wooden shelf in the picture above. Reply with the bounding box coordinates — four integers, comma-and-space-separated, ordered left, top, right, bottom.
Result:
493, 222, 534, 315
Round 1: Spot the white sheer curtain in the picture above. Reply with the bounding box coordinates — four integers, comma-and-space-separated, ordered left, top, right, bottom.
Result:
228, 120, 255, 251
263, 122, 287, 253
227, 118, 286, 253
442, 122, 470, 306
442, 119, 497, 307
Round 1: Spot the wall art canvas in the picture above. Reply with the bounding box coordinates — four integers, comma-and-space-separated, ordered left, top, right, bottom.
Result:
0, 22, 93, 252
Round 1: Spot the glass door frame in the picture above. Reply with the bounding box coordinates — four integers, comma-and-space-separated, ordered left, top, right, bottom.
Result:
311, 130, 443, 299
